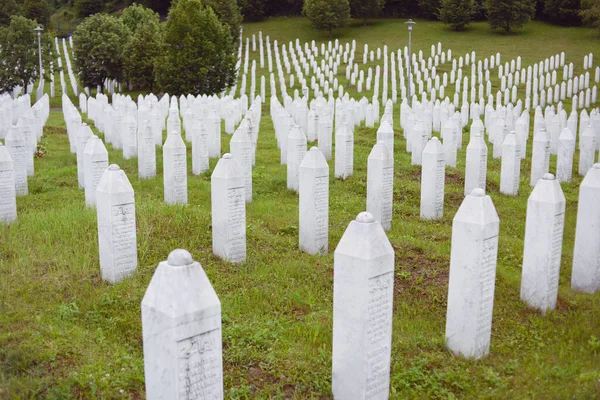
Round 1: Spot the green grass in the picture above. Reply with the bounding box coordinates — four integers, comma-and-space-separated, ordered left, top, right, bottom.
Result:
2, 17, 600, 399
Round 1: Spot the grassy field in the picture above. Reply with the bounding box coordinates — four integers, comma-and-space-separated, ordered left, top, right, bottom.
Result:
1, 18, 600, 399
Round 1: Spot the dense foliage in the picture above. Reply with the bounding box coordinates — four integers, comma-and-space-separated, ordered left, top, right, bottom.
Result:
123, 18, 162, 89
22, 0, 53, 27
121, 2, 159, 33
238, 0, 267, 21
485, 0, 536, 31
350, 0, 385, 25
0, 16, 50, 94
580, 0, 600, 30
303, 0, 351, 37
438, 0, 476, 29
73, 14, 130, 89
543, 0, 581, 24
154, 0, 236, 95
0, 0, 22, 26
203, 0, 242, 43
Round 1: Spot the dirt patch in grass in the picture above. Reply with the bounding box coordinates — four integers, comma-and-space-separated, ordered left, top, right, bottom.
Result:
43, 126, 67, 136
393, 243, 449, 296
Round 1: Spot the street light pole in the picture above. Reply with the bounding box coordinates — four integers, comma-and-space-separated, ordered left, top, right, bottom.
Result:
34, 26, 43, 92
405, 19, 416, 107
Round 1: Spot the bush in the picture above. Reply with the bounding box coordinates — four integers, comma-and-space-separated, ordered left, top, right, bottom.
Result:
419, 0, 442, 19
581, 0, 600, 32
73, 14, 131, 89
485, 0, 535, 32
438, 0, 476, 29
544, 0, 582, 25
154, 0, 237, 96
303, 0, 351, 37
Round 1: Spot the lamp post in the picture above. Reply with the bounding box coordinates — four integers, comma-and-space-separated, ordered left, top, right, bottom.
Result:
405, 19, 416, 107
34, 26, 43, 96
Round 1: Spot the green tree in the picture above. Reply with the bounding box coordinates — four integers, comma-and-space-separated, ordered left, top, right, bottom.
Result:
238, 0, 266, 21
580, 0, 600, 31
418, 0, 441, 18
121, 2, 160, 34
544, 0, 581, 25
155, 0, 236, 96
0, 0, 22, 26
349, 0, 385, 25
0, 16, 50, 94
484, 0, 535, 31
73, 14, 131, 90
22, 0, 52, 27
303, 0, 351, 38
74, 0, 105, 18
123, 19, 162, 89
203, 0, 242, 43
438, 0, 476, 29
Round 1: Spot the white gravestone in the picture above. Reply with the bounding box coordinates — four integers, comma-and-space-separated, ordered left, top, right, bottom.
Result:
163, 132, 188, 205
192, 123, 209, 176
572, 164, 600, 293
318, 111, 333, 160
332, 212, 395, 400
138, 123, 157, 179
299, 147, 329, 255
287, 125, 307, 192
230, 126, 253, 203
376, 121, 394, 155
334, 122, 354, 180
142, 249, 223, 400
446, 188, 499, 359
367, 142, 394, 231
464, 132, 487, 195
499, 132, 521, 196
211, 154, 246, 264
0, 143, 17, 224
5, 126, 29, 196
96, 164, 137, 283
83, 135, 109, 207
520, 174, 566, 313
76, 123, 93, 189
556, 128, 575, 183
123, 113, 137, 160
530, 128, 550, 187
421, 137, 445, 220
579, 125, 596, 176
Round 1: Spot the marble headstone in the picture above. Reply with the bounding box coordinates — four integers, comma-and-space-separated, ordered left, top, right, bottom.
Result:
299, 147, 329, 255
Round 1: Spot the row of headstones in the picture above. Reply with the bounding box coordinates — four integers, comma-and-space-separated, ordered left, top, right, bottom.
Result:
137, 163, 600, 398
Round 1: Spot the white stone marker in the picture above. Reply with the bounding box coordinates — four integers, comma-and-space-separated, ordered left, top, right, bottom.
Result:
332, 211, 394, 400
138, 123, 156, 179
163, 132, 188, 205
579, 125, 596, 176
0, 143, 17, 224
5, 126, 28, 196
287, 125, 307, 192
500, 132, 521, 196
421, 137, 445, 220
530, 128, 550, 187
334, 122, 354, 180
123, 113, 137, 160
367, 142, 393, 231
299, 147, 329, 255
376, 121, 394, 155
192, 123, 209, 176
572, 164, 600, 293
446, 188, 499, 359
96, 164, 137, 283
211, 154, 246, 264
318, 111, 333, 160
520, 174, 565, 313
464, 132, 488, 195
230, 127, 252, 203
557, 128, 575, 183
83, 135, 109, 207
76, 123, 93, 189
142, 249, 223, 400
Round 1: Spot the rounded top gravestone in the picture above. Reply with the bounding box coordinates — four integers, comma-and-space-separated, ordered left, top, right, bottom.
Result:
167, 249, 193, 266
356, 211, 375, 223
471, 188, 485, 197
543, 173, 555, 180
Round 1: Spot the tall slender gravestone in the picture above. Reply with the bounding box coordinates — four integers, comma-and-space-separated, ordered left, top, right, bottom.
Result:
572, 164, 600, 293
376, 120, 394, 155
76, 123, 93, 189
411, 120, 428, 165
230, 126, 253, 203
442, 119, 457, 167
579, 125, 596, 176
500, 132, 521, 196
334, 122, 354, 180
96, 164, 137, 283
209, 109, 221, 158
138, 123, 156, 179
332, 212, 395, 399
318, 111, 333, 160
446, 188, 499, 359
287, 125, 307, 192
123, 113, 137, 160
421, 137, 445, 220
83, 135, 109, 207
142, 249, 223, 399
0, 143, 17, 224
367, 142, 393, 231
530, 128, 550, 186
299, 147, 329, 255
163, 132, 188, 205
16, 117, 34, 176
464, 132, 487, 195
192, 122, 209, 176
5, 126, 29, 196
211, 154, 246, 263
556, 128, 575, 183
520, 174, 566, 313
